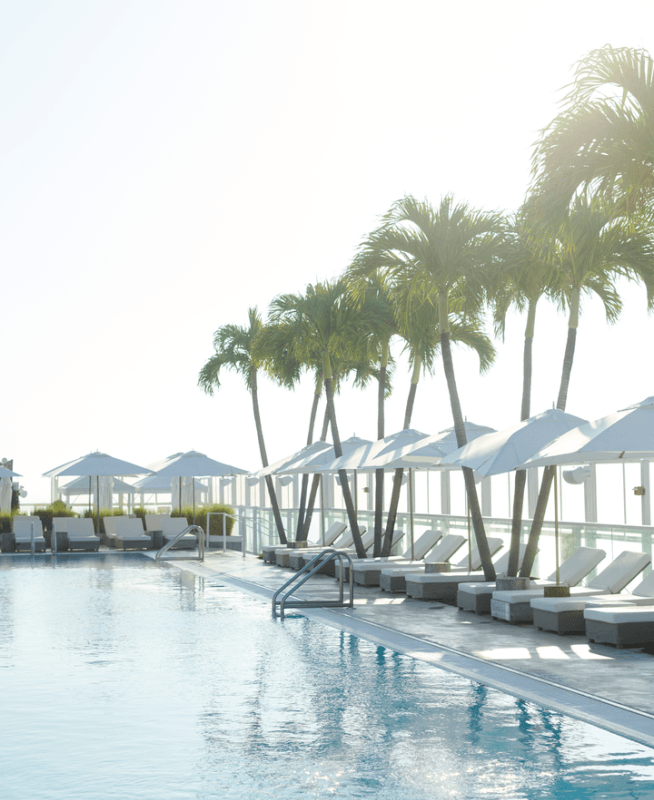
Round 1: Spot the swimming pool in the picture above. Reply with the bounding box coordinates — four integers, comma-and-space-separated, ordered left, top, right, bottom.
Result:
2, 553, 654, 799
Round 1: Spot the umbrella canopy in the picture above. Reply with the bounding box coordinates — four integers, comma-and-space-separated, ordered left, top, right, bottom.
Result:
44, 452, 153, 478
316, 429, 430, 473
0, 465, 21, 478
523, 397, 654, 468
365, 422, 495, 470
255, 442, 332, 478
132, 474, 208, 493
439, 409, 588, 477
153, 451, 248, 478
279, 436, 372, 475
59, 476, 138, 495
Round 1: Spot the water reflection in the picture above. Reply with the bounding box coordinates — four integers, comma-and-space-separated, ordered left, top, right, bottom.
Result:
2, 558, 654, 800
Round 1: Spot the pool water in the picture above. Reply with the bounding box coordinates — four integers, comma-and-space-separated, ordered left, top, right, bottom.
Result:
1, 554, 654, 799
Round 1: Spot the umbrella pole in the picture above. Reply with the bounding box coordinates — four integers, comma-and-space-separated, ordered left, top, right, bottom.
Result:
467, 494, 471, 572
354, 470, 358, 515
554, 467, 560, 585
193, 479, 196, 525
96, 476, 100, 537
320, 475, 325, 547
409, 468, 414, 561
179, 477, 182, 515
88, 476, 91, 521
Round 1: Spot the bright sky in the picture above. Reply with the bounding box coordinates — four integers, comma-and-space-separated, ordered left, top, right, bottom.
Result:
3, 0, 654, 505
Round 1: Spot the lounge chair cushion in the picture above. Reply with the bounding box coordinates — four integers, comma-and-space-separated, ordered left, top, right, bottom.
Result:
585, 551, 650, 593
584, 606, 654, 624
549, 546, 606, 586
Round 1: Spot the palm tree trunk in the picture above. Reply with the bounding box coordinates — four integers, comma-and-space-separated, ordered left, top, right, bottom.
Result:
440, 323, 496, 581
295, 384, 321, 540
520, 290, 579, 577
373, 344, 389, 557
508, 299, 536, 576
381, 355, 420, 556
324, 353, 366, 558
301, 406, 331, 539
251, 368, 287, 545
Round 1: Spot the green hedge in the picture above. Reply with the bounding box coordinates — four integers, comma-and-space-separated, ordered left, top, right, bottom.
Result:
171, 504, 235, 535
82, 508, 131, 533
33, 500, 78, 534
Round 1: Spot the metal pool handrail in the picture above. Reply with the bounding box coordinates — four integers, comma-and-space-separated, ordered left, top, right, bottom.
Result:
155, 525, 205, 563
271, 548, 355, 619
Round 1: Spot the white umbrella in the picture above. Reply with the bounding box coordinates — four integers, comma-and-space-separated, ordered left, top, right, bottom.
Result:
43, 451, 153, 533
277, 436, 373, 541
369, 422, 496, 565
255, 441, 332, 478
316, 429, 430, 473
440, 409, 588, 476
523, 397, 654, 468
153, 450, 247, 521
279, 436, 372, 475
366, 421, 496, 469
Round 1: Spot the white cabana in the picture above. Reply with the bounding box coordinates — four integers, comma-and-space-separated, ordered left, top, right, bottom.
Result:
43, 452, 152, 532
153, 450, 247, 520
56, 476, 138, 513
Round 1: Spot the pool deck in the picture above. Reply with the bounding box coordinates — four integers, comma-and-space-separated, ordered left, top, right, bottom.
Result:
168, 550, 654, 748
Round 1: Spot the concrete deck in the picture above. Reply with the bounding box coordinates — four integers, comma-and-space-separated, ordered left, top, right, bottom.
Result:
165, 550, 654, 748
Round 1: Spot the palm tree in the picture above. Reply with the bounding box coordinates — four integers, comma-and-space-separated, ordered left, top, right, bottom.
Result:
270, 279, 376, 558
252, 320, 323, 541
345, 270, 397, 557
491, 203, 558, 575
198, 308, 288, 545
532, 46, 654, 217
374, 278, 495, 557
359, 195, 508, 580
520, 195, 654, 577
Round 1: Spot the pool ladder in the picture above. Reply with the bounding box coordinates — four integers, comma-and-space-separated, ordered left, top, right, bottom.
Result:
155, 525, 205, 563
272, 549, 355, 619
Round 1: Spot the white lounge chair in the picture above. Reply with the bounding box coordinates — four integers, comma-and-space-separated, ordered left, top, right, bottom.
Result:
490, 546, 606, 624
530, 550, 651, 634
584, 604, 654, 647
262, 521, 348, 564
66, 518, 101, 552
379, 534, 467, 593
314, 528, 373, 577
111, 518, 151, 550
13, 516, 46, 553
404, 538, 505, 602
103, 516, 132, 546
162, 516, 196, 549
280, 526, 367, 569
285, 522, 350, 569
335, 529, 407, 581
583, 569, 654, 608
457, 545, 535, 615
349, 529, 445, 586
